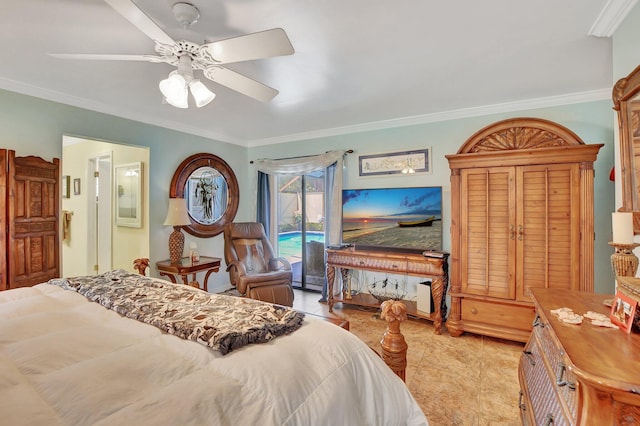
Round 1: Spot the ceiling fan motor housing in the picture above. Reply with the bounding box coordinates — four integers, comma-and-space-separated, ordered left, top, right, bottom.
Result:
172, 2, 200, 28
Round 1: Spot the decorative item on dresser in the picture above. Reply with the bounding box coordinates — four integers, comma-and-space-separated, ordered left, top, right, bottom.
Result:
519, 288, 640, 425
610, 211, 639, 278
446, 118, 602, 342
0, 149, 60, 291
326, 246, 449, 334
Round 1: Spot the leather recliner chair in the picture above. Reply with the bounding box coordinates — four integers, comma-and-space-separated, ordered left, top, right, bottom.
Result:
223, 222, 294, 306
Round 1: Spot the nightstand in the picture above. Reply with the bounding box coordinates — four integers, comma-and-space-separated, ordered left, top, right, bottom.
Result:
155, 256, 221, 292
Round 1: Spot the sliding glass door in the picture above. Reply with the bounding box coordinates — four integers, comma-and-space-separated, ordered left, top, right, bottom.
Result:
276, 171, 325, 291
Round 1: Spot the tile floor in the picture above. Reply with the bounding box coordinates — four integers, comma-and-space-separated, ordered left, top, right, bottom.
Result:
293, 290, 525, 426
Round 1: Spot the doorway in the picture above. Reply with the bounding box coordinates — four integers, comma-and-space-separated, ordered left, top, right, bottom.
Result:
276, 171, 325, 291
87, 154, 112, 274
61, 136, 150, 276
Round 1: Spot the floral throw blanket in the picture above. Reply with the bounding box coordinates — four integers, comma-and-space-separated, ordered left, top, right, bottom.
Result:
48, 270, 305, 355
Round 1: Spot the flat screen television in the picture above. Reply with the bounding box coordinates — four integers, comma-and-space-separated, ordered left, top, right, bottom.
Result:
342, 186, 442, 252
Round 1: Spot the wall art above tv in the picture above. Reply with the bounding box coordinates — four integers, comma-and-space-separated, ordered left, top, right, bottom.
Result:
342, 186, 442, 251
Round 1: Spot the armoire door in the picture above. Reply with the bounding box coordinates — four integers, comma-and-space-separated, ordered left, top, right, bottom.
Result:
516, 163, 580, 301
6, 150, 60, 289
460, 166, 516, 299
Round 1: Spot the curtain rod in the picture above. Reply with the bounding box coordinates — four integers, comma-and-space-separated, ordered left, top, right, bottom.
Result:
249, 149, 353, 164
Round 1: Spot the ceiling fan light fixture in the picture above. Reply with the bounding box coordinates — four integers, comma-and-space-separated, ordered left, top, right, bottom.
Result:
189, 80, 215, 107
159, 71, 186, 97
159, 71, 188, 108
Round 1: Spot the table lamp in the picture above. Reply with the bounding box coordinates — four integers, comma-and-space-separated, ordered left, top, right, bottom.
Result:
610, 211, 639, 278
164, 198, 192, 263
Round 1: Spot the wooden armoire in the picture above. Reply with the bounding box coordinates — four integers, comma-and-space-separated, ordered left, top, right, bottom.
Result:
446, 118, 602, 342
0, 149, 60, 290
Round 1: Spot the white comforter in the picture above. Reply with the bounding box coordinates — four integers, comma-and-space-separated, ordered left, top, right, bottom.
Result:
0, 283, 427, 425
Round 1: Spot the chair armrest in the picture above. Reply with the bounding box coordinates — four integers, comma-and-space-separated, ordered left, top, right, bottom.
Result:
226, 260, 247, 275
270, 257, 292, 271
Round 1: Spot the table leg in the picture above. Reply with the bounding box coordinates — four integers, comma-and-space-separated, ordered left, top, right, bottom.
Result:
202, 268, 219, 292
431, 277, 443, 335
159, 272, 177, 283
327, 265, 335, 313
341, 268, 351, 300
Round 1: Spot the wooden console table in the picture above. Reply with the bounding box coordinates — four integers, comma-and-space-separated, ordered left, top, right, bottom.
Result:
326, 247, 449, 334
156, 256, 221, 292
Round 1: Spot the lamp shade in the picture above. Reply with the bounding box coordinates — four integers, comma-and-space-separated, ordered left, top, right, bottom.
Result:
189, 80, 216, 107
159, 71, 188, 108
163, 198, 191, 226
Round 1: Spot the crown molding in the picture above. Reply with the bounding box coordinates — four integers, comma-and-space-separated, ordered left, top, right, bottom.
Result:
0, 77, 611, 149
589, 0, 638, 37
247, 89, 612, 147
0, 77, 244, 146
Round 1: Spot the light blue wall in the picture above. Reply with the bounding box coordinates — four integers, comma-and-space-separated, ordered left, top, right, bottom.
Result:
249, 100, 616, 294
0, 88, 250, 291
613, 3, 640, 80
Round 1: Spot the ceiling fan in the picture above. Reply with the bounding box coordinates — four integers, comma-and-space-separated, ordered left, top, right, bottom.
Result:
51, 0, 294, 107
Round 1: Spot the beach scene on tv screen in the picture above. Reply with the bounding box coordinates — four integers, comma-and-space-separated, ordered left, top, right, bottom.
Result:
342, 186, 442, 250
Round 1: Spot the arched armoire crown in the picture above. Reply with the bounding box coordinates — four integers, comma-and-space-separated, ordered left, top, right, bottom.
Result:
446, 118, 602, 342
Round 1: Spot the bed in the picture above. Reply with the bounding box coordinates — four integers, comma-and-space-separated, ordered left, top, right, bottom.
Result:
0, 270, 427, 425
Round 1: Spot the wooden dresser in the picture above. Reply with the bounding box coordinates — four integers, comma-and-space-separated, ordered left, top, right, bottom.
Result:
446, 118, 602, 342
519, 288, 640, 425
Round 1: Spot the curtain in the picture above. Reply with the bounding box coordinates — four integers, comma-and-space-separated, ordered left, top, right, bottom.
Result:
256, 171, 270, 237
252, 150, 345, 176
253, 150, 346, 300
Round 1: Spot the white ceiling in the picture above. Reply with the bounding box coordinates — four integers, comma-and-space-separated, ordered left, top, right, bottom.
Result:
0, 0, 625, 147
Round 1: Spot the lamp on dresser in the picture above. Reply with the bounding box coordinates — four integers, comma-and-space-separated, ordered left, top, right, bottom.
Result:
163, 198, 192, 263
610, 211, 639, 278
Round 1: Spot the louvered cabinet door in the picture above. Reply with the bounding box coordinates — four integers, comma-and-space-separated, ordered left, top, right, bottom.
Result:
460, 167, 516, 299
516, 164, 580, 302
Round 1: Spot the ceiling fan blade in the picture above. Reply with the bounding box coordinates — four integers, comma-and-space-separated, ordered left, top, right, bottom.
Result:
203, 28, 294, 64
49, 53, 163, 62
104, 0, 175, 46
203, 66, 278, 102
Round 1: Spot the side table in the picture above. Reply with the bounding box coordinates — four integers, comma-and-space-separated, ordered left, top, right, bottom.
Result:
155, 256, 221, 292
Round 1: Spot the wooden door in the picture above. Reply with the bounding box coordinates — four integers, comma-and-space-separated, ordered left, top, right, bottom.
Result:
516, 163, 580, 301
460, 167, 516, 299
7, 151, 60, 289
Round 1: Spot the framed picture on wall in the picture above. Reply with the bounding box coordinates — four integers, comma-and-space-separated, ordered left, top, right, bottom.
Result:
358, 148, 431, 177
115, 161, 143, 228
62, 175, 70, 198
73, 178, 81, 195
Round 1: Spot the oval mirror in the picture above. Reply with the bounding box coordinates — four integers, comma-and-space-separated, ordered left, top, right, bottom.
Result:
169, 153, 239, 238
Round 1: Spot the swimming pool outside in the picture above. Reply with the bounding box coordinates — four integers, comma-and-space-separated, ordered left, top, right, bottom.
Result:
278, 231, 325, 258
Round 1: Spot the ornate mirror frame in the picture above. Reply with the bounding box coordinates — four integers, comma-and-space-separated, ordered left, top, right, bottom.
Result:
613, 63, 640, 232
169, 153, 239, 238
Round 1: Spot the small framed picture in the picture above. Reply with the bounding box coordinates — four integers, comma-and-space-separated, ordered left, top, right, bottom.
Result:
61, 175, 70, 198
73, 178, 81, 195
609, 291, 637, 333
